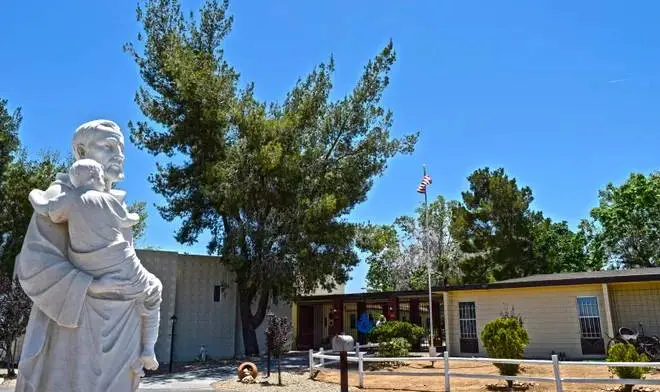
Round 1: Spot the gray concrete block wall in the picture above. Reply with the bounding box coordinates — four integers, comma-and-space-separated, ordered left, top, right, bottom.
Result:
233, 296, 293, 357
137, 249, 179, 364
173, 254, 238, 361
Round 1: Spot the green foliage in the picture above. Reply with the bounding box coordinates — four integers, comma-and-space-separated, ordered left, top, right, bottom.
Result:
356, 224, 401, 291
378, 337, 411, 358
589, 173, 660, 269
0, 151, 67, 275
0, 98, 70, 275
0, 99, 20, 177
127, 201, 148, 241
607, 343, 650, 392
481, 316, 529, 379
358, 195, 461, 291
0, 274, 32, 376
368, 320, 425, 347
126, 0, 417, 355
529, 212, 599, 274
451, 167, 594, 284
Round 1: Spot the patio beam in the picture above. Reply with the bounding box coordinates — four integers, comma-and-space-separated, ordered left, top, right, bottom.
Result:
601, 283, 614, 339
443, 291, 451, 354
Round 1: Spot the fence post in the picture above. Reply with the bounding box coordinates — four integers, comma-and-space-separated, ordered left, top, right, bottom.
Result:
358, 351, 364, 389
443, 350, 450, 392
355, 342, 360, 356
319, 347, 325, 368
551, 354, 563, 392
308, 349, 314, 377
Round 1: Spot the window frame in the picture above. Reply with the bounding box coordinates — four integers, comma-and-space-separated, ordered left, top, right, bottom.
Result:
576, 295, 606, 355
458, 301, 478, 353
576, 296, 603, 339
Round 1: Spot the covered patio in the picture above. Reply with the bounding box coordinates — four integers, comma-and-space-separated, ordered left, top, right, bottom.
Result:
295, 289, 446, 350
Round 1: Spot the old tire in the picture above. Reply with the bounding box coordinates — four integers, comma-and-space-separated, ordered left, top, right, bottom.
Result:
237, 362, 258, 380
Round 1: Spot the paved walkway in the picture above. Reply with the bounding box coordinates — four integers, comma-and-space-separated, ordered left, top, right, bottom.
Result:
140, 353, 308, 390
0, 353, 309, 391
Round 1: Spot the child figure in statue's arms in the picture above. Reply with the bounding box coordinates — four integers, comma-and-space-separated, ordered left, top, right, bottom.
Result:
29, 159, 161, 370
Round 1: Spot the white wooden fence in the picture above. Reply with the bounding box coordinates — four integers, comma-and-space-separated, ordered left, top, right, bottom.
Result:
309, 349, 660, 391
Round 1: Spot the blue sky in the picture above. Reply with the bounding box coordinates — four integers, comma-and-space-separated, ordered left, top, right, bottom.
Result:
2, 1, 659, 293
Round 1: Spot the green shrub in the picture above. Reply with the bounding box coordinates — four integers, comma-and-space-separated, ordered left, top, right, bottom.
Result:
607, 343, 651, 392
481, 316, 529, 389
368, 320, 425, 347
378, 337, 411, 358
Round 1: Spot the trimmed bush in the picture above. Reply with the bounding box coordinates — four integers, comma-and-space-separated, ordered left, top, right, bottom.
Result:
368, 320, 425, 347
481, 316, 529, 390
378, 337, 411, 358
607, 343, 651, 392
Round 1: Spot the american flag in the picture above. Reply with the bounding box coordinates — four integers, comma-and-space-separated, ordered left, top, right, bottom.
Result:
417, 174, 432, 194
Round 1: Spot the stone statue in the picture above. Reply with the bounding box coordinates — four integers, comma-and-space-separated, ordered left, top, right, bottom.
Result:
14, 120, 163, 392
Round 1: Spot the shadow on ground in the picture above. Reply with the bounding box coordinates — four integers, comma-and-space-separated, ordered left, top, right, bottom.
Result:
140, 352, 309, 386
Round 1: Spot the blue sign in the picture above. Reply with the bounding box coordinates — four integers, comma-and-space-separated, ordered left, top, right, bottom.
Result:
356, 312, 375, 334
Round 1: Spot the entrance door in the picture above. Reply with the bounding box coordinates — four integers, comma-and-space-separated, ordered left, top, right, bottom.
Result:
298, 305, 315, 349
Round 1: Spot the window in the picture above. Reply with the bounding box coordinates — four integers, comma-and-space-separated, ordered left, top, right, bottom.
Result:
577, 296, 605, 355
577, 297, 602, 338
213, 285, 221, 302
459, 302, 478, 353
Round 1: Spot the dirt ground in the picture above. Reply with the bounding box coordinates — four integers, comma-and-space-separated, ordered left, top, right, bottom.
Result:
313, 360, 660, 392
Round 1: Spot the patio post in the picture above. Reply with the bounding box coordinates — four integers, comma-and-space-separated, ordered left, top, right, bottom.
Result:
443, 350, 450, 392
601, 283, 615, 340
443, 292, 451, 354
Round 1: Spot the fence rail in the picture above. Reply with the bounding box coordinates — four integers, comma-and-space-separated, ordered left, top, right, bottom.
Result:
308, 348, 660, 392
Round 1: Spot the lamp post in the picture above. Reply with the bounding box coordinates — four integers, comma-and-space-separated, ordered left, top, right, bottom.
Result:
169, 314, 177, 373
266, 311, 274, 378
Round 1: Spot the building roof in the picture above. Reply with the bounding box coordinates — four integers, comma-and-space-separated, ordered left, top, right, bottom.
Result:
443, 267, 660, 291
499, 267, 660, 284
297, 267, 660, 303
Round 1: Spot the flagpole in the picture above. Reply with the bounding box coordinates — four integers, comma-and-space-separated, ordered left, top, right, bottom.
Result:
423, 164, 435, 355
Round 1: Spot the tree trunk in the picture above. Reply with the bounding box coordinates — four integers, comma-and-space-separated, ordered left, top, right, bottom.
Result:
239, 293, 259, 356
277, 356, 282, 386
238, 284, 271, 356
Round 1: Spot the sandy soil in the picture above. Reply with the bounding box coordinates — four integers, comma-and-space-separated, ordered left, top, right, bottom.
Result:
313, 360, 660, 392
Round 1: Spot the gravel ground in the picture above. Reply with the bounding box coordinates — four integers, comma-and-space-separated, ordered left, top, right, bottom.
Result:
212, 371, 358, 391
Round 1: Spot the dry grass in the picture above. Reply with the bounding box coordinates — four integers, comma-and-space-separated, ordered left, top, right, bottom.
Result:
313, 360, 660, 392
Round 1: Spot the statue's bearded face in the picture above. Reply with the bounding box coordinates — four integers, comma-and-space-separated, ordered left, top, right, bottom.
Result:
82, 129, 125, 184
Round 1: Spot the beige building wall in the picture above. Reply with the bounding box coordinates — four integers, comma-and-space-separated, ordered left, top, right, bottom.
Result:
609, 281, 660, 337
447, 284, 606, 359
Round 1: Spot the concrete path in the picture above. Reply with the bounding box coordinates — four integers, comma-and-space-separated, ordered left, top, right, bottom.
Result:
0, 353, 309, 391
139, 353, 308, 390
